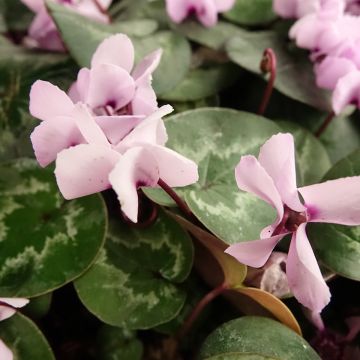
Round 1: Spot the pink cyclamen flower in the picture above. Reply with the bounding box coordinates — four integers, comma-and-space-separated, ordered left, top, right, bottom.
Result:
0, 297, 29, 360
165, 0, 235, 27
53, 104, 198, 222
225, 133, 360, 313
30, 33, 161, 167
21, 0, 112, 51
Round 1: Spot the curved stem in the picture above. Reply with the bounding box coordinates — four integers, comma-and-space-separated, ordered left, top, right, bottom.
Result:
158, 178, 194, 220
258, 48, 277, 116
315, 111, 335, 138
176, 282, 229, 341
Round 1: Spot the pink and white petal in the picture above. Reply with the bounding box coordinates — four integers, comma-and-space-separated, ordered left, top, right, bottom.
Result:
131, 82, 158, 116
213, 0, 235, 12
32, 28, 65, 52
96, 115, 144, 145
73, 1, 109, 23
86, 64, 135, 111
30, 116, 83, 167
117, 105, 172, 150
235, 155, 284, 222
132, 49, 162, 85
196, 0, 218, 27
0, 339, 13, 360
287, 224, 331, 312
165, 0, 191, 23
225, 234, 285, 268
20, 0, 44, 12
91, 34, 134, 72
273, 0, 298, 18
55, 144, 120, 199
28, 8, 56, 42
299, 177, 360, 225
109, 147, 159, 222
258, 133, 305, 212
0, 298, 29, 309
68, 68, 90, 102
145, 144, 199, 187
30, 80, 74, 121
96, 0, 113, 10
72, 103, 110, 147
0, 298, 28, 321
332, 70, 360, 114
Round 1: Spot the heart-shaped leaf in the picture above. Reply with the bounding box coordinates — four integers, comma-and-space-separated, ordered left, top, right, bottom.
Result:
0, 158, 107, 297
308, 149, 360, 280
0, 313, 55, 359
75, 209, 193, 329
199, 317, 320, 359
145, 108, 281, 245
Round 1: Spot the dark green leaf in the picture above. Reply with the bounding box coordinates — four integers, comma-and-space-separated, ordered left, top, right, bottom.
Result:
75, 210, 193, 329
0, 158, 107, 297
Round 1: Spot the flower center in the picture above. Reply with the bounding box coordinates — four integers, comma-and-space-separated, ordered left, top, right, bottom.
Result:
272, 205, 308, 236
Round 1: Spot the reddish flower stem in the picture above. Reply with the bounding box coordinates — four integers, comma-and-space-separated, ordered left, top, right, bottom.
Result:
176, 282, 229, 341
258, 48, 277, 116
315, 111, 335, 138
157, 178, 194, 220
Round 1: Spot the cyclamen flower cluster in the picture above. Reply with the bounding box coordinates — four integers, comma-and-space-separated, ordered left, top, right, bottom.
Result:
29, 34, 198, 222
165, 0, 235, 27
274, 0, 360, 114
226, 133, 360, 313
0, 298, 29, 359
20, 0, 112, 51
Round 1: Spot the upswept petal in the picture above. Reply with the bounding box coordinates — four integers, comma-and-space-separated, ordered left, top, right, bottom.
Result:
299, 177, 360, 225
213, 0, 235, 12
109, 147, 159, 222
332, 70, 360, 114
29, 80, 74, 121
74, 1, 110, 23
235, 155, 284, 223
72, 104, 110, 147
258, 133, 305, 212
68, 68, 90, 103
20, 0, 44, 12
0, 298, 29, 321
165, 0, 191, 24
96, 115, 144, 145
145, 144, 199, 187
273, 0, 298, 18
131, 82, 158, 116
55, 144, 121, 199
132, 49, 162, 85
286, 224, 331, 312
196, 0, 218, 27
0, 339, 12, 360
225, 234, 285, 268
91, 34, 134, 72
30, 116, 83, 167
86, 64, 135, 111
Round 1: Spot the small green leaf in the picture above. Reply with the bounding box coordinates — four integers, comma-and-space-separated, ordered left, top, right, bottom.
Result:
226, 29, 331, 111
97, 325, 143, 360
308, 149, 360, 280
223, 0, 277, 26
199, 317, 320, 360
75, 210, 193, 329
277, 121, 331, 185
0, 159, 107, 297
145, 108, 281, 245
0, 313, 55, 359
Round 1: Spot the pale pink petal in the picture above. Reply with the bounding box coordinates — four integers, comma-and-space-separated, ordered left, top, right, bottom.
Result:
0, 339, 13, 360
96, 115, 144, 145
109, 147, 159, 222
96, 0, 113, 10
165, 0, 190, 23
91, 34, 134, 72
72, 103, 109, 147
86, 64, 135, 111
73, 1, 110, 23
0, 298, 29, 321
30, 116, 83, 167
213, 0, 235, 12
287, 224, 331, 312
332, 70, 360, 114
30, 80, 74, 121
315, 56, 357, 90
131, 82, 158, 116
258, 133, 305, 212
68, 68, 90, 103
225, 234, 285, 268
145, 144, 199, 187
196, 0, 218, 27
20, 0, 44, 12
55, 144, 121, 199
299, 177, 360, 225
235, 155, 284, 223
132, 49, 162, 84
117, 105, 173, 151
273, 0, 298, 18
